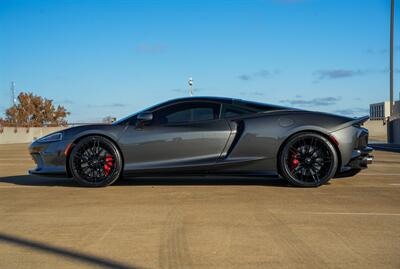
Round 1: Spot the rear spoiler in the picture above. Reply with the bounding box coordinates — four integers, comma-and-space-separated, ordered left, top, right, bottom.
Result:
350, 115, 369, 126
332, 116, 369, 131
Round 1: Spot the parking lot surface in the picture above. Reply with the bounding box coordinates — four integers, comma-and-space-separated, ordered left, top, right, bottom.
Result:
0, 143, 399, 269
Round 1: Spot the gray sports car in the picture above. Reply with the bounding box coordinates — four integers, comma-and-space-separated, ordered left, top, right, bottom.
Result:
29, 96, 373, 187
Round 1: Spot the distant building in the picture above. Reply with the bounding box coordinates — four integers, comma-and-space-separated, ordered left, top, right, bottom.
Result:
102, 116, 117, 124
370, 100, 400, 120
370, 101, 391, 120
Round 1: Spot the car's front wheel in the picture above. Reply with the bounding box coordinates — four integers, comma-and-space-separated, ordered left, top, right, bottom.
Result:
279, 132, 338, 187
69, 136, 122, 187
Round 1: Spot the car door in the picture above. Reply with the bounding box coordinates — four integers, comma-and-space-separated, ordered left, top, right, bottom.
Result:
119, 101, 233, 172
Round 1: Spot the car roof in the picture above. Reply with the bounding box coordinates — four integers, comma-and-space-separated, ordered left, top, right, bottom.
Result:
164, 96, 290, 110
166, 96, 235, 104
149, 96, 292, 114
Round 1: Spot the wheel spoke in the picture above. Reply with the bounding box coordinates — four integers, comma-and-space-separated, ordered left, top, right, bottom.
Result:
310, 168, 316, 181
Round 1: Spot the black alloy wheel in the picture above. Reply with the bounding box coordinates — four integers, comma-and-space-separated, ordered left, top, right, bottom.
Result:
279, 132, 338, 187
69, 136, 122, 187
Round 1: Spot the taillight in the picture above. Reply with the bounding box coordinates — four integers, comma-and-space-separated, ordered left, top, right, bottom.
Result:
329, 135, 339, 147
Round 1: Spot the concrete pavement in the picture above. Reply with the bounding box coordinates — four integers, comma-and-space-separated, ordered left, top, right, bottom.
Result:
0, 143, 399, 269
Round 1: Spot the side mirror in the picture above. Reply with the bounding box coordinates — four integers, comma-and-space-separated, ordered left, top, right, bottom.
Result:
137, 112, 153, 123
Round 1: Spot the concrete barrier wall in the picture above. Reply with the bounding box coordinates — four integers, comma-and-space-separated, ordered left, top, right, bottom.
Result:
0, 127, 67, 144
363, 120, 387, 142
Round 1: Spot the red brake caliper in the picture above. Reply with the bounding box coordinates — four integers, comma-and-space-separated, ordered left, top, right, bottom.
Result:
291, 156, 299, 172
103, 154, 114, 176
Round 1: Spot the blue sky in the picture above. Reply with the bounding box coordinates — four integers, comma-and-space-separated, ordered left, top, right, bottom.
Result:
0, 0, 399, 122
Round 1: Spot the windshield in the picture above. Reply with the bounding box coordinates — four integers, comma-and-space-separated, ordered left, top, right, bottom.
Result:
112, 100, 170, 125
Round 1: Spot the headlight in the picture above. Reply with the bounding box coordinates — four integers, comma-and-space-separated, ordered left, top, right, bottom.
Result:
37, 132, 63, 143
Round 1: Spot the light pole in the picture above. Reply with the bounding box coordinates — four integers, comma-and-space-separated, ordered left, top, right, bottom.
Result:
188, 77, 193, 96
10, 81, 16, 107
387, 0, 399, 144
390, 0, 395, 117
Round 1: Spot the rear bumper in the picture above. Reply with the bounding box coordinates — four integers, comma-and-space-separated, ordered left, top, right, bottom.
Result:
347, 146, 374, 170
332, 125, 374, 173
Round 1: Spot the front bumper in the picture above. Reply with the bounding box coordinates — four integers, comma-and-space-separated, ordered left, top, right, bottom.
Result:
29, 140, 70, 177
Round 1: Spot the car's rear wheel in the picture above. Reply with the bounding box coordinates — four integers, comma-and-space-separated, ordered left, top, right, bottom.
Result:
69, 136, 122, 187
279, 132, 338, 187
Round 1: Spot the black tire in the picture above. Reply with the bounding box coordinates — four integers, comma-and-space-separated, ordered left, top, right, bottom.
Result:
279, 132, 338, 187
69, 136, 123, 187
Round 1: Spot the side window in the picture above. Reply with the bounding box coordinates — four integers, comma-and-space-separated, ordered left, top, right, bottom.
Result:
154, 102, 220, 124
222, 105, 252, 118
